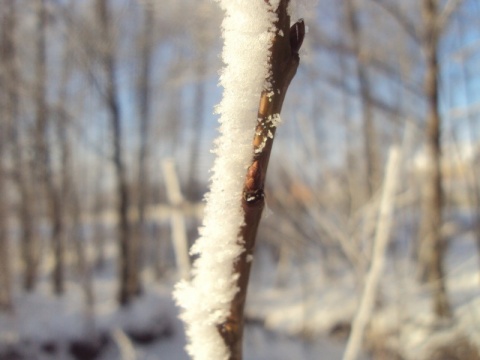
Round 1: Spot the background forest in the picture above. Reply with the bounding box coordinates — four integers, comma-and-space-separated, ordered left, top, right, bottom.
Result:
1, 0, 480, 359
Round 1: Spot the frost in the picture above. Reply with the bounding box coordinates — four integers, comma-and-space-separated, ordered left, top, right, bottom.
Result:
255, 135, 268, 154
267, 113, 282, 127
173, 1, 279, 359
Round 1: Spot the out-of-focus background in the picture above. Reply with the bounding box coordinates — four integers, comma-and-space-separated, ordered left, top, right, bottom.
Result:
0, 0, 480, 359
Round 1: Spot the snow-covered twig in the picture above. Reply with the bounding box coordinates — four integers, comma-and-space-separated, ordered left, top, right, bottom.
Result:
174, 1, 304, 359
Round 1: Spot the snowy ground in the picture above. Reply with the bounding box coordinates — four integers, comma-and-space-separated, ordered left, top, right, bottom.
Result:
1, 215, 479, 359
0, 276, 357, 360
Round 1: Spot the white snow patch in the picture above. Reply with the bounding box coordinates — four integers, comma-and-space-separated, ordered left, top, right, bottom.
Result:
268, 113, 282, 127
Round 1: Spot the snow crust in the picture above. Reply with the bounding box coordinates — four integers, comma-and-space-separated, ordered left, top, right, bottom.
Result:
173, 1, 279, 359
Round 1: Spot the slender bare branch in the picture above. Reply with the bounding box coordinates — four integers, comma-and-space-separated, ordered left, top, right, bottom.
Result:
436, 0, 464, 33
217, 1, 304, 358
370, 0, 421, 43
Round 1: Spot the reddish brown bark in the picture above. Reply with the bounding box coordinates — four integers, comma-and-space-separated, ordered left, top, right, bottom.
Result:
217, 1, 304, 358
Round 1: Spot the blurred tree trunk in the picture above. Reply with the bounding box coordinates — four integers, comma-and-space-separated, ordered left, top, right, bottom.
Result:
344, 0, 380, 200
372, 0, 454, 320
135, 4, 154, 277
0, 57, 12, 310
418, 0, 451, 318
2, 0, 37, 292
96, 0, 140, 305
92, 126, 107, 270
34, 0, 65, 295
57, 53, 96, 324
338, 45, 361, 216
92, 179, 106, 269
0, 140, 11, 310
0, 0, 18, 307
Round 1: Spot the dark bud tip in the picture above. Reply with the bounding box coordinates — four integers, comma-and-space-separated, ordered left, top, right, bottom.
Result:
289, 18, 305, 54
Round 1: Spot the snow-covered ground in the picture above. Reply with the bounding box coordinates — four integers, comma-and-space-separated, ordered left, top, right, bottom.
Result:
1, 213, 479, 360
0, 270, 359, 360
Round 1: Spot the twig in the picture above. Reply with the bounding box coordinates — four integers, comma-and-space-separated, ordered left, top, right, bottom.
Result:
217, 1, 304, 358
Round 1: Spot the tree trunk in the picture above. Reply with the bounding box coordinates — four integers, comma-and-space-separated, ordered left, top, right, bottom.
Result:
0, 73, 12, 310
0, 0, 19, 305
135, 5, 154, 281
3, 0, 38, 293
34, 0, 65, 295
344, 0, 380, 200
96, 0, 140, 305
0, 101, 11, 308
8, 41, 37, 291
0, 155, 11, 310
419, 0, 451, 319
218, 2, 303, 357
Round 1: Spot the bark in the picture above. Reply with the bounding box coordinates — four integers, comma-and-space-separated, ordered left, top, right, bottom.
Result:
96, 0, 140, 305
217, 2, 303, 357
418, 0, 451, 318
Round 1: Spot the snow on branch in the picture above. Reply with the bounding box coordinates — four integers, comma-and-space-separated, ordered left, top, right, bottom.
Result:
173, 1, 279, 359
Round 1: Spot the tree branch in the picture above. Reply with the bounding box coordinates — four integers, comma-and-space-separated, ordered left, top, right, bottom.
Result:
370, 0, 421, 43
217, 1, 304, 358
436, 0, 464, 34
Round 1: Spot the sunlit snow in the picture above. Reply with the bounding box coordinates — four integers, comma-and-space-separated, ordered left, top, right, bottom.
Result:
173, 1, 280, 359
